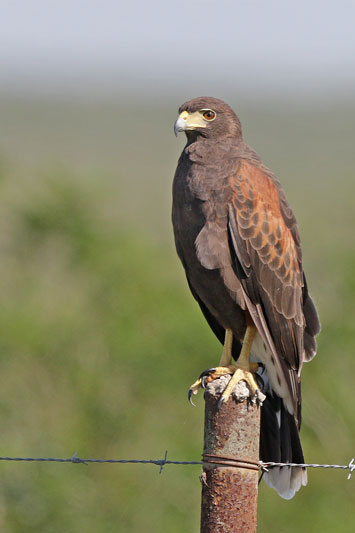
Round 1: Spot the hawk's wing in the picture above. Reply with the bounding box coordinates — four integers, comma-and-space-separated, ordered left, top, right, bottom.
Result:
227, 159, 319, 424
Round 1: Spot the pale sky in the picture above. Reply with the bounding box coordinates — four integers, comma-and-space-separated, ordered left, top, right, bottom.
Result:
1, 0, 355, 98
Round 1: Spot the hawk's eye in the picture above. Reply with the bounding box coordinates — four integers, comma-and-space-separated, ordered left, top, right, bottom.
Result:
202, 110, 216, 121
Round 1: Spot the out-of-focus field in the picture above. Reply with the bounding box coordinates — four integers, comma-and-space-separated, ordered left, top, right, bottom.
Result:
0, 94, 354, 532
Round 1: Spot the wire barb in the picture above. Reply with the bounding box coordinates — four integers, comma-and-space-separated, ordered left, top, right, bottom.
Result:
159, 451, 168, 474
71, 452, 88, 465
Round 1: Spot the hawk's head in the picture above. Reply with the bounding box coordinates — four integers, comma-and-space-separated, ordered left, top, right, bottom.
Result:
174, 96, 242, 140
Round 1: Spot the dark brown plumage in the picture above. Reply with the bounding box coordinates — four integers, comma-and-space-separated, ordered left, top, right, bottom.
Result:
172, 96, 320, 498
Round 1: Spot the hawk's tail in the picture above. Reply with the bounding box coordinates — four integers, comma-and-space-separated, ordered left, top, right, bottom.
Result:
260, 393, 307, 499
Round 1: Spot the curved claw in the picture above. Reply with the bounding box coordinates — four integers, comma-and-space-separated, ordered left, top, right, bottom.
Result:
198, 367, 217, 380
217, 396, 225, 410
254, 372, 265, 390
201, 375, 208, 389
188, 389, 196, 407
258, 363, 266, 375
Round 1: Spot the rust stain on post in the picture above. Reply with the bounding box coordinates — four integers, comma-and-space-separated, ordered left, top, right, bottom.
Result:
200, 376, 261, 533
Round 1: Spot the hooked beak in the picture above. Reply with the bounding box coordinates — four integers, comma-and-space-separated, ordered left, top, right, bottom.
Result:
174, 110, 207, 137
174, 111, 189, 137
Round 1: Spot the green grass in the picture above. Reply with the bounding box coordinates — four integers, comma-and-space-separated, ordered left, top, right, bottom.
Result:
0, 96, 354, 531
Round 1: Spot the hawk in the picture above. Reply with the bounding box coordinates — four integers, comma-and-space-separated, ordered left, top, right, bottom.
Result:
172, 96, 320, 499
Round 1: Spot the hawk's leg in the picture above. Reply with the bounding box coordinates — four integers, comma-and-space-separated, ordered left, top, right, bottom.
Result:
188, 326, 260, 405
218, 325, 259, 406
218, 328, 234, 366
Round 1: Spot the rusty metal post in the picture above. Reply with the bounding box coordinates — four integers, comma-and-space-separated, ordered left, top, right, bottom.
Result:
200, 376, 262, 533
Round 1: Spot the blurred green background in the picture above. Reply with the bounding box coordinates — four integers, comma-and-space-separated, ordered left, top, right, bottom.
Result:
0, 93, 354, 532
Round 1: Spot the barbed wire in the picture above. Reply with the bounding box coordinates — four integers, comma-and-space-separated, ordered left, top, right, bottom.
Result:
260, 459, 355, 480
0, 451, 353, 479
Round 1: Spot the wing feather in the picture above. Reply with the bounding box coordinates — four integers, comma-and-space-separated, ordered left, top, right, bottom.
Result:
228, 160, 311, 421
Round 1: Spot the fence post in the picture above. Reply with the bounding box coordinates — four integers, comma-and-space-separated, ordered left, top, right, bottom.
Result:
200, 376, 262, 533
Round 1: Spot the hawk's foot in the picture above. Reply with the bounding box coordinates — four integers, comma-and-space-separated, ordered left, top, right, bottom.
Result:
188, 363, 259, 406
217, 366, 260, 407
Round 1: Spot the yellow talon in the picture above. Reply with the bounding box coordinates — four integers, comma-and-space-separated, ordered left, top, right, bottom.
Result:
219, 367, 259, 405
188, 325, 260, 405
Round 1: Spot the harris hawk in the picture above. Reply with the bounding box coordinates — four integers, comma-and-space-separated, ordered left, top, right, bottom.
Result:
172, 97, 320, 499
